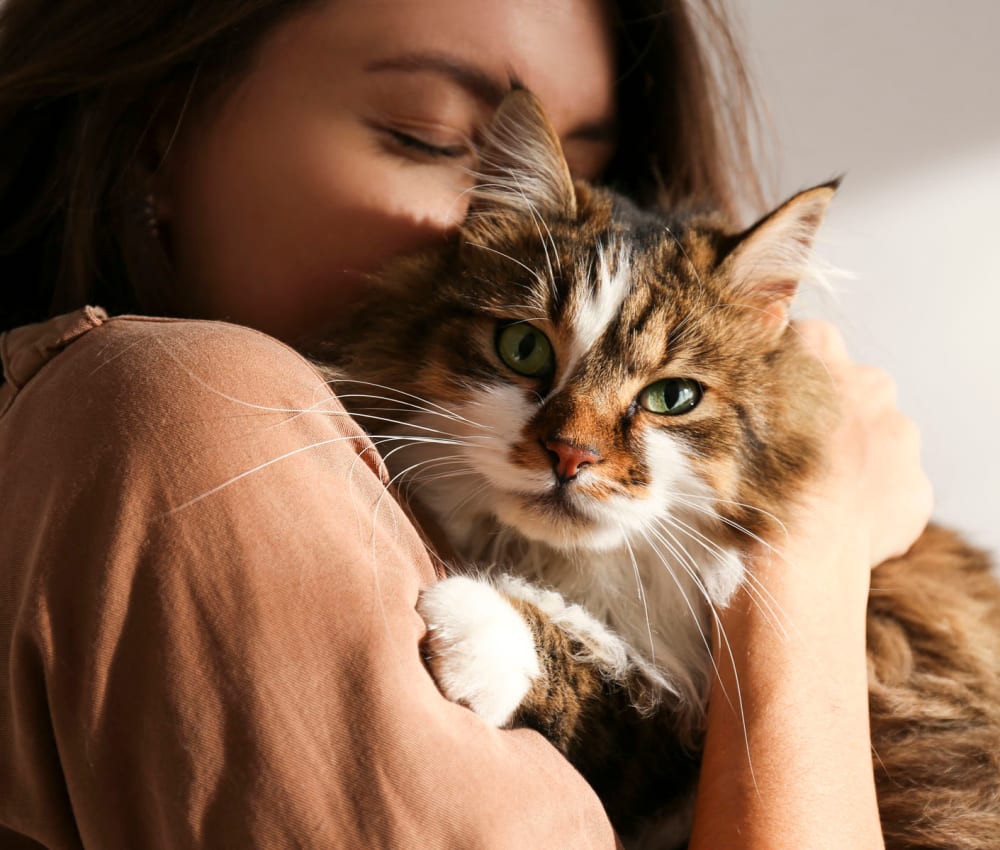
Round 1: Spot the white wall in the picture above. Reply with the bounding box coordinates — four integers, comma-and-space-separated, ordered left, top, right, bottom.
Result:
739, 0, 1000, 556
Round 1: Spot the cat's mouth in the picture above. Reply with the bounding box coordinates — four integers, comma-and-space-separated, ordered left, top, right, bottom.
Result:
488, 483, 629, 550
532, 487, 590, 520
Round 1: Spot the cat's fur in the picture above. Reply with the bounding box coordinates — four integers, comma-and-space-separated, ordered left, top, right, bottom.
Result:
317, 92, 1000, 849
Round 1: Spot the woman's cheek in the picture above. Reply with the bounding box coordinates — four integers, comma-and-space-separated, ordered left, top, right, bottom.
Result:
166, 107, 474, 341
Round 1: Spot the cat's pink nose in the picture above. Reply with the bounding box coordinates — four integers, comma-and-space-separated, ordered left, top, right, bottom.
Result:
543, 439, 601, 482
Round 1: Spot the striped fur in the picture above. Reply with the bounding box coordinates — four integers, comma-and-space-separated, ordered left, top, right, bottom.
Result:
319, 92, 1000, 849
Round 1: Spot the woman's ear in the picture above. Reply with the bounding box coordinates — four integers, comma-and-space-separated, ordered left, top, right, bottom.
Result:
134, 89, 197, 227
718, 179, 839, 343
461, 89, 577, 243
114, 90, 195, 313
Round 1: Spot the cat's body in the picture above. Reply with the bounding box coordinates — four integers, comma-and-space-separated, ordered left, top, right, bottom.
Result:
318, 92, 1000, 848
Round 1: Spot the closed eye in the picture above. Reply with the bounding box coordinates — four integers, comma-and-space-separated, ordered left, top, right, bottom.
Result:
385, 129, 469, 159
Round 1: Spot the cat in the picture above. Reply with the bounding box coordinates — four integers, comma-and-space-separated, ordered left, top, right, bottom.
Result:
317, 91, 1000, 849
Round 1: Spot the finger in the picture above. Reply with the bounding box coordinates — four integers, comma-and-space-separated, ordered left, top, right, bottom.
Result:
793, 320, 850, 363
854, 365, 899, 409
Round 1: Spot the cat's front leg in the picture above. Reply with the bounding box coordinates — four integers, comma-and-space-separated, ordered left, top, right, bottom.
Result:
417, 574, 542, 727
417, 573, 650, 752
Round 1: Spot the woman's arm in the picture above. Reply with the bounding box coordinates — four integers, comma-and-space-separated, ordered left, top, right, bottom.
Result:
689, 321, 932, 850
0, 315, 619, 850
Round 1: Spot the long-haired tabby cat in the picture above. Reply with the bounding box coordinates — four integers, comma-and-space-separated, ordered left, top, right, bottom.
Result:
317, 91, 1000, 849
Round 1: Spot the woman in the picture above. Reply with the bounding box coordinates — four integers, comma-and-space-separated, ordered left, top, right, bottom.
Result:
0, 0, 930, 847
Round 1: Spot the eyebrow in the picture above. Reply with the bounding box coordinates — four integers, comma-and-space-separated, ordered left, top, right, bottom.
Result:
366, 51, 514, 107
365, 51, 617, 144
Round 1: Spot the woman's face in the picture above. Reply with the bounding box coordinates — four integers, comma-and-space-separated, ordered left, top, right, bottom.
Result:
159, 0, 616, 343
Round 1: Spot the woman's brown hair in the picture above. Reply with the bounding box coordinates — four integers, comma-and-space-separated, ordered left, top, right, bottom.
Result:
0, 0, 765, 333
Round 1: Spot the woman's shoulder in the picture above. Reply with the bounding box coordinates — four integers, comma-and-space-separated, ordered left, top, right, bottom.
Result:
0, 308, 368, 502
1, 308, 334, 424
0, 308, 406, 572
45, 309, 322, 389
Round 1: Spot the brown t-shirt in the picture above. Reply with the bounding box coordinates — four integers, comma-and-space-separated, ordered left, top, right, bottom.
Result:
0, 309, 618, 849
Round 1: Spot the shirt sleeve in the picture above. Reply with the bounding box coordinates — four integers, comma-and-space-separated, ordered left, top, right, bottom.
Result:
0, 316, 619, 849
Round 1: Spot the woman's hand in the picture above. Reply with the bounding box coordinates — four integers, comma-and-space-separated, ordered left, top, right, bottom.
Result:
791, 319, 933, 572
689, 320, 931, 850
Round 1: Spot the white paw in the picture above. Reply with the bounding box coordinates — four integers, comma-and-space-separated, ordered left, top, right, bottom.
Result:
494, 573, 672, 696
417, 575, 541, 727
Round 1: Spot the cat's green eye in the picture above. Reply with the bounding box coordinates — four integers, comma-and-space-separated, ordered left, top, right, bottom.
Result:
639, 379, 703, 416
496, 323, 555, 378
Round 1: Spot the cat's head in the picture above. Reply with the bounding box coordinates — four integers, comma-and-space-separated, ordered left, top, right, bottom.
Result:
330, 91, 836, 560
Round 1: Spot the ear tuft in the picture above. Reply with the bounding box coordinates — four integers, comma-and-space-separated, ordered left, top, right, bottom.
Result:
462, 89, 576, 237
722, 180, 839, 340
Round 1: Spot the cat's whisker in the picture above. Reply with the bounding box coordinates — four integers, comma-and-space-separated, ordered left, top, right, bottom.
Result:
669, 496, 785, 561
618, 523, 656, 666
653, 512, 790, 640
364, 455, 469, 576
491, 303, 548, 316
378, 450, 467, 476
332, 378, 498, 433
397, 456, 475, 489
869, 742, 899, 790
470, 269, 548, 304
497, 166, 561, 287
645, 522, 759, 790
407, 466, 478, 494
664, 224, 706, 294
519, 187, 559, 303
151, 341, 354, 426
464, 239, 543, 281
654, 516, 801, 734
533, 204, 562, 277
636, 523, 730, 715
393, 457, 471, 502
335, 393, 489, 427
336, 409, 488, 443
669, 492, 790, 541
640, 523, 714, 643
440, 478, 494, 527
358, 434, 480, 492
739, 570, 798, 643
643, 518, 748, 692
367, 433, 473, 446
348, 434, 480, 531
164, 433, 435, 515
366, 436, 481, 471
348, 434, 478, 499
657, 509, 793, 642
369, 448, 476, 536
498, 317, 552, 334
349, 409, 500, 449
664, 313, 699, 354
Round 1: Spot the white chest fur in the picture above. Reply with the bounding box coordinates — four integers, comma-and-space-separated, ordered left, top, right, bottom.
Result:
450, 513, 745, 720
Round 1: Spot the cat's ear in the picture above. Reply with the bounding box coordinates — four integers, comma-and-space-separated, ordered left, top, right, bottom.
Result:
462, 89, 577, 239
720, 179, 839, 342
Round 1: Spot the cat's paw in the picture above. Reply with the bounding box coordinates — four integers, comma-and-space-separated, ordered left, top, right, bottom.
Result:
417, 575, 541, 727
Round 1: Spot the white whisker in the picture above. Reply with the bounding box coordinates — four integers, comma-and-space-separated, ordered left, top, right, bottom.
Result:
645, 521, 758, 792
655, 513, 789, 641
619, 523, 656, 665
464, 240, 541, 280
166, 434, 375, 514
332, 379, 498, 432
671, 496, 784, 560
672, 492, 789, 541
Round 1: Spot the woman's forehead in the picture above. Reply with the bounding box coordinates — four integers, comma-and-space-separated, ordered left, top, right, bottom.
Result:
306, 0, 617, 137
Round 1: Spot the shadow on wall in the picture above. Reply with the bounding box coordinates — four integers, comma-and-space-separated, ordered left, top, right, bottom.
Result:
742, 0, 1000, 557
741, 0, 1000, 195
